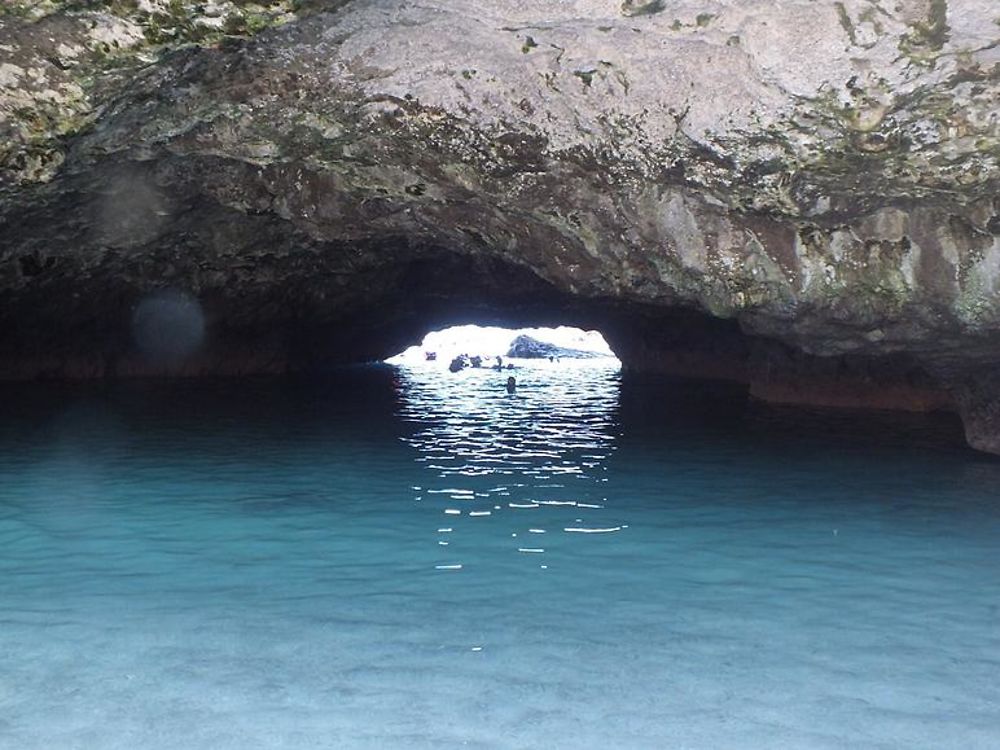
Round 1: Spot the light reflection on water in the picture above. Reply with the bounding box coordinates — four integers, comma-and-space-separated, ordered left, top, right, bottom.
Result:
395, 361, 623, 572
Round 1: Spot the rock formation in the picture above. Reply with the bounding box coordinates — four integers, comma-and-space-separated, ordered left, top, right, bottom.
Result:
1, 1, 999, 451
506, 335, 607, 360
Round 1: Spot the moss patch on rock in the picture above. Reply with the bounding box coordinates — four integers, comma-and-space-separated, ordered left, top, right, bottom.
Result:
0, 0, 318, 188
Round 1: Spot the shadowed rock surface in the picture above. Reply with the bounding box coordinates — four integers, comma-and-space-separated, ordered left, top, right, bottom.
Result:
0, 0, 999, 451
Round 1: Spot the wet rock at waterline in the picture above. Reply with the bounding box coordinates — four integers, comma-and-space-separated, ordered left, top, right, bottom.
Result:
1, 1, 999, 451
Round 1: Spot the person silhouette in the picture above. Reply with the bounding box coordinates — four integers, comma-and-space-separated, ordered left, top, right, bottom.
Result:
506, 376, 516, 394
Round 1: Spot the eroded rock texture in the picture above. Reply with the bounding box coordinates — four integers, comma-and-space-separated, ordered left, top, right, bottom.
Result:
1, 1, 999, 450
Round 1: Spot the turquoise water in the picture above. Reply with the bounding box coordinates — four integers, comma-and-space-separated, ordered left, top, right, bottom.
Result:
1, 363, 999, 749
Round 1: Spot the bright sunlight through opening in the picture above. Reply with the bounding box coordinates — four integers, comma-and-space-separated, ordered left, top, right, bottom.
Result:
385, 325, 620, 369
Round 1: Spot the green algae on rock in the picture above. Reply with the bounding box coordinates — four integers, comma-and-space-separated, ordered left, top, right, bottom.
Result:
0, 0, 305, 188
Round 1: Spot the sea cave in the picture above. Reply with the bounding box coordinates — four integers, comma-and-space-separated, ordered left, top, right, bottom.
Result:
1, 1, 999, 747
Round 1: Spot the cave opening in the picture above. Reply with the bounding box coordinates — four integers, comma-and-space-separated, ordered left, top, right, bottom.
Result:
383, 323, 621, 368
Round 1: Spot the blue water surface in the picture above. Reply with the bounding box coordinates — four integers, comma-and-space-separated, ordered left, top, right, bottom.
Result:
0, 362, 998, 749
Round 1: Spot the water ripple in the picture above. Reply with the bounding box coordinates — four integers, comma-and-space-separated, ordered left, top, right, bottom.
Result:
394, 362, 625, 571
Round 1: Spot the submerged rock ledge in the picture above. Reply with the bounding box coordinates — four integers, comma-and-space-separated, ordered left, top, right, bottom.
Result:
1, 0, 999, 451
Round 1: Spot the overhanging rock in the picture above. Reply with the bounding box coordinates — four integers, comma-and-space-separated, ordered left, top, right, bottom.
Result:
1, 1, 998, 450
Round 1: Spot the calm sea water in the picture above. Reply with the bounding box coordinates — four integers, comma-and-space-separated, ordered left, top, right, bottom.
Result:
0, 362, 998, 749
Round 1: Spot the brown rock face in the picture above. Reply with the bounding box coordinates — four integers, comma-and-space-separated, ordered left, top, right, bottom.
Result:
1, 1, 999, 451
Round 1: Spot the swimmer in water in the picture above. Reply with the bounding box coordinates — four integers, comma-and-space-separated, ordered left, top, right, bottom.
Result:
506, 376, 516, 394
